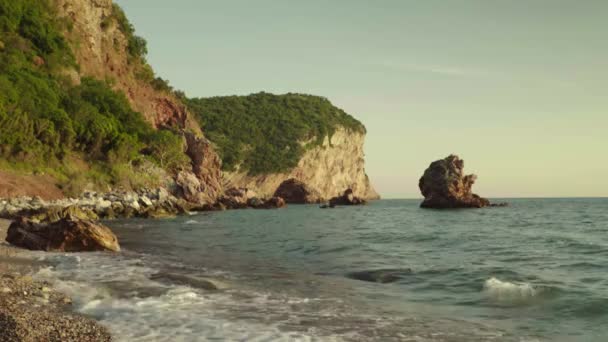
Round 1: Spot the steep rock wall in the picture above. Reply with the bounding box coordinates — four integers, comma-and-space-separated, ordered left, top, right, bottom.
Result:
53, 0, 222, 202
224, 128, 379, 200
53, 0, 199, 131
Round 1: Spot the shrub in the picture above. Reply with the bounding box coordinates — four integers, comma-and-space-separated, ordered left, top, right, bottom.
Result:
0, 0, 188, 189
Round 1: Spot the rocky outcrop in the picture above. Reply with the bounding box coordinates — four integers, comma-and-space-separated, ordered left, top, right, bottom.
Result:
274, 179, 322, 204
184, 132, 223, 203
258, 197, 287, 209
218, 188, 286, 210
6, 217, 120, 252
53, 0, 224, 203
419, 155, 491, 209
53, 0, 200, 132
329, 189, 367, 206
224, 127, 379, 201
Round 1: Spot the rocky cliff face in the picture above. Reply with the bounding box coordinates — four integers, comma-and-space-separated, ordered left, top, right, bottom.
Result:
224, 128, 378, 201
54, 0, 198, 131
53, 0, 222, 203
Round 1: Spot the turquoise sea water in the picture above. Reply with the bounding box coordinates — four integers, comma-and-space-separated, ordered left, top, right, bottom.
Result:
32, 199, 608, 341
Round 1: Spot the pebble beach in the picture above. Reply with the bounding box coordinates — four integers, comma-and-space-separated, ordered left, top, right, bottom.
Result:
0, 219, 111, 342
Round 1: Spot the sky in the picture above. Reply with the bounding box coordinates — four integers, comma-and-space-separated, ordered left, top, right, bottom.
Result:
116, 0, 608, 198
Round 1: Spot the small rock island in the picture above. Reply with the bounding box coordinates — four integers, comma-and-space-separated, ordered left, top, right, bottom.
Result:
419, 154, 504, 209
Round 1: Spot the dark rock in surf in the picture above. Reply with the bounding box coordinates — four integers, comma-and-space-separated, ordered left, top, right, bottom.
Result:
329, 189, 367, 206
259, 196, 287, 209
418, 154, 496, 209
346, 269, 413, 284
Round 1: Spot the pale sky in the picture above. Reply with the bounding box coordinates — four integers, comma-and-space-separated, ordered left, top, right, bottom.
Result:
116, 0, 608, 198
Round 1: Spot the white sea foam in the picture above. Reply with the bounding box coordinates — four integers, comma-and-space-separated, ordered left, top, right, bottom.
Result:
28, 252, 512, 341
31, 253, 343, 342
184, 219, 198, 225
483, 277, 538, 301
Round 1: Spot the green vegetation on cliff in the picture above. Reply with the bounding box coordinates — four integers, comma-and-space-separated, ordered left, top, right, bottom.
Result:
187, 92, 365, 175
0, 0, 185, 194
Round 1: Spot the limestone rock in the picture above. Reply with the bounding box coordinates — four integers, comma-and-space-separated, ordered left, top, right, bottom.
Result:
223, 127, 379, 201
418, 154, 491, 209
273, 178, 322, 204
6, 217, 120, 252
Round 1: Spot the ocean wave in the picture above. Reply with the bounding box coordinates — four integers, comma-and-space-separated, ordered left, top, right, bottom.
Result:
483, 277, 538, 302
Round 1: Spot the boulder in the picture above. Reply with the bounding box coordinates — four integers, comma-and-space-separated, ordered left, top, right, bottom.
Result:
247, 197, 264, 208
273, 179, 322, 204
418, 154, 492, 208
139, 195, 153, 207
259, 196, 286, 209
346, 268, 413, 283
329, 189, 367, 206
6, 217, 120, 252
219, 187, 254, 209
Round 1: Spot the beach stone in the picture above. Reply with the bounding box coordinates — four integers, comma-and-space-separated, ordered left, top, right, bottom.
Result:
6, 217, 120, 252
419, 154, 492, 209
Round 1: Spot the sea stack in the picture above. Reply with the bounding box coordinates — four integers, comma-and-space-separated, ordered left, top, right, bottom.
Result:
418, 155, 491, 209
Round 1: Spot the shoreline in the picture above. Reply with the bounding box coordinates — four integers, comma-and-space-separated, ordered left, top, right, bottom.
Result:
0, 219, 112, 341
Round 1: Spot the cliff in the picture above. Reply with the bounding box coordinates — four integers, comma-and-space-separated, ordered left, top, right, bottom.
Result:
224, 127, 379, 201
53, 0, 200, 131
55, 0, 223, 202
187, 93, 378, 202
0, 0, 222, 202
0, 0, 377, 203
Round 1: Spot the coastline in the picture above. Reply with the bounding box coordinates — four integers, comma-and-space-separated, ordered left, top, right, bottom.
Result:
0, 219, 112, 342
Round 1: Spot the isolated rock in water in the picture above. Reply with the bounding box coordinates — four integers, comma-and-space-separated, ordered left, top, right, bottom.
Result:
418, 154, 491, 208
346, 269, 413, 284
329, 189, 367, 206
220, 187, 257, 209
274, 178, 322, 204
260, 197, 287, 209
6, 217, 120, 252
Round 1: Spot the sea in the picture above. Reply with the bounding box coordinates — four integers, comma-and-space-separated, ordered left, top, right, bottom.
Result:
29, 198, 608, 341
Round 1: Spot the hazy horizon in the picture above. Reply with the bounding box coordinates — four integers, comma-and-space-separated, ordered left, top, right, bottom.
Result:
116, 0, 608, 198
